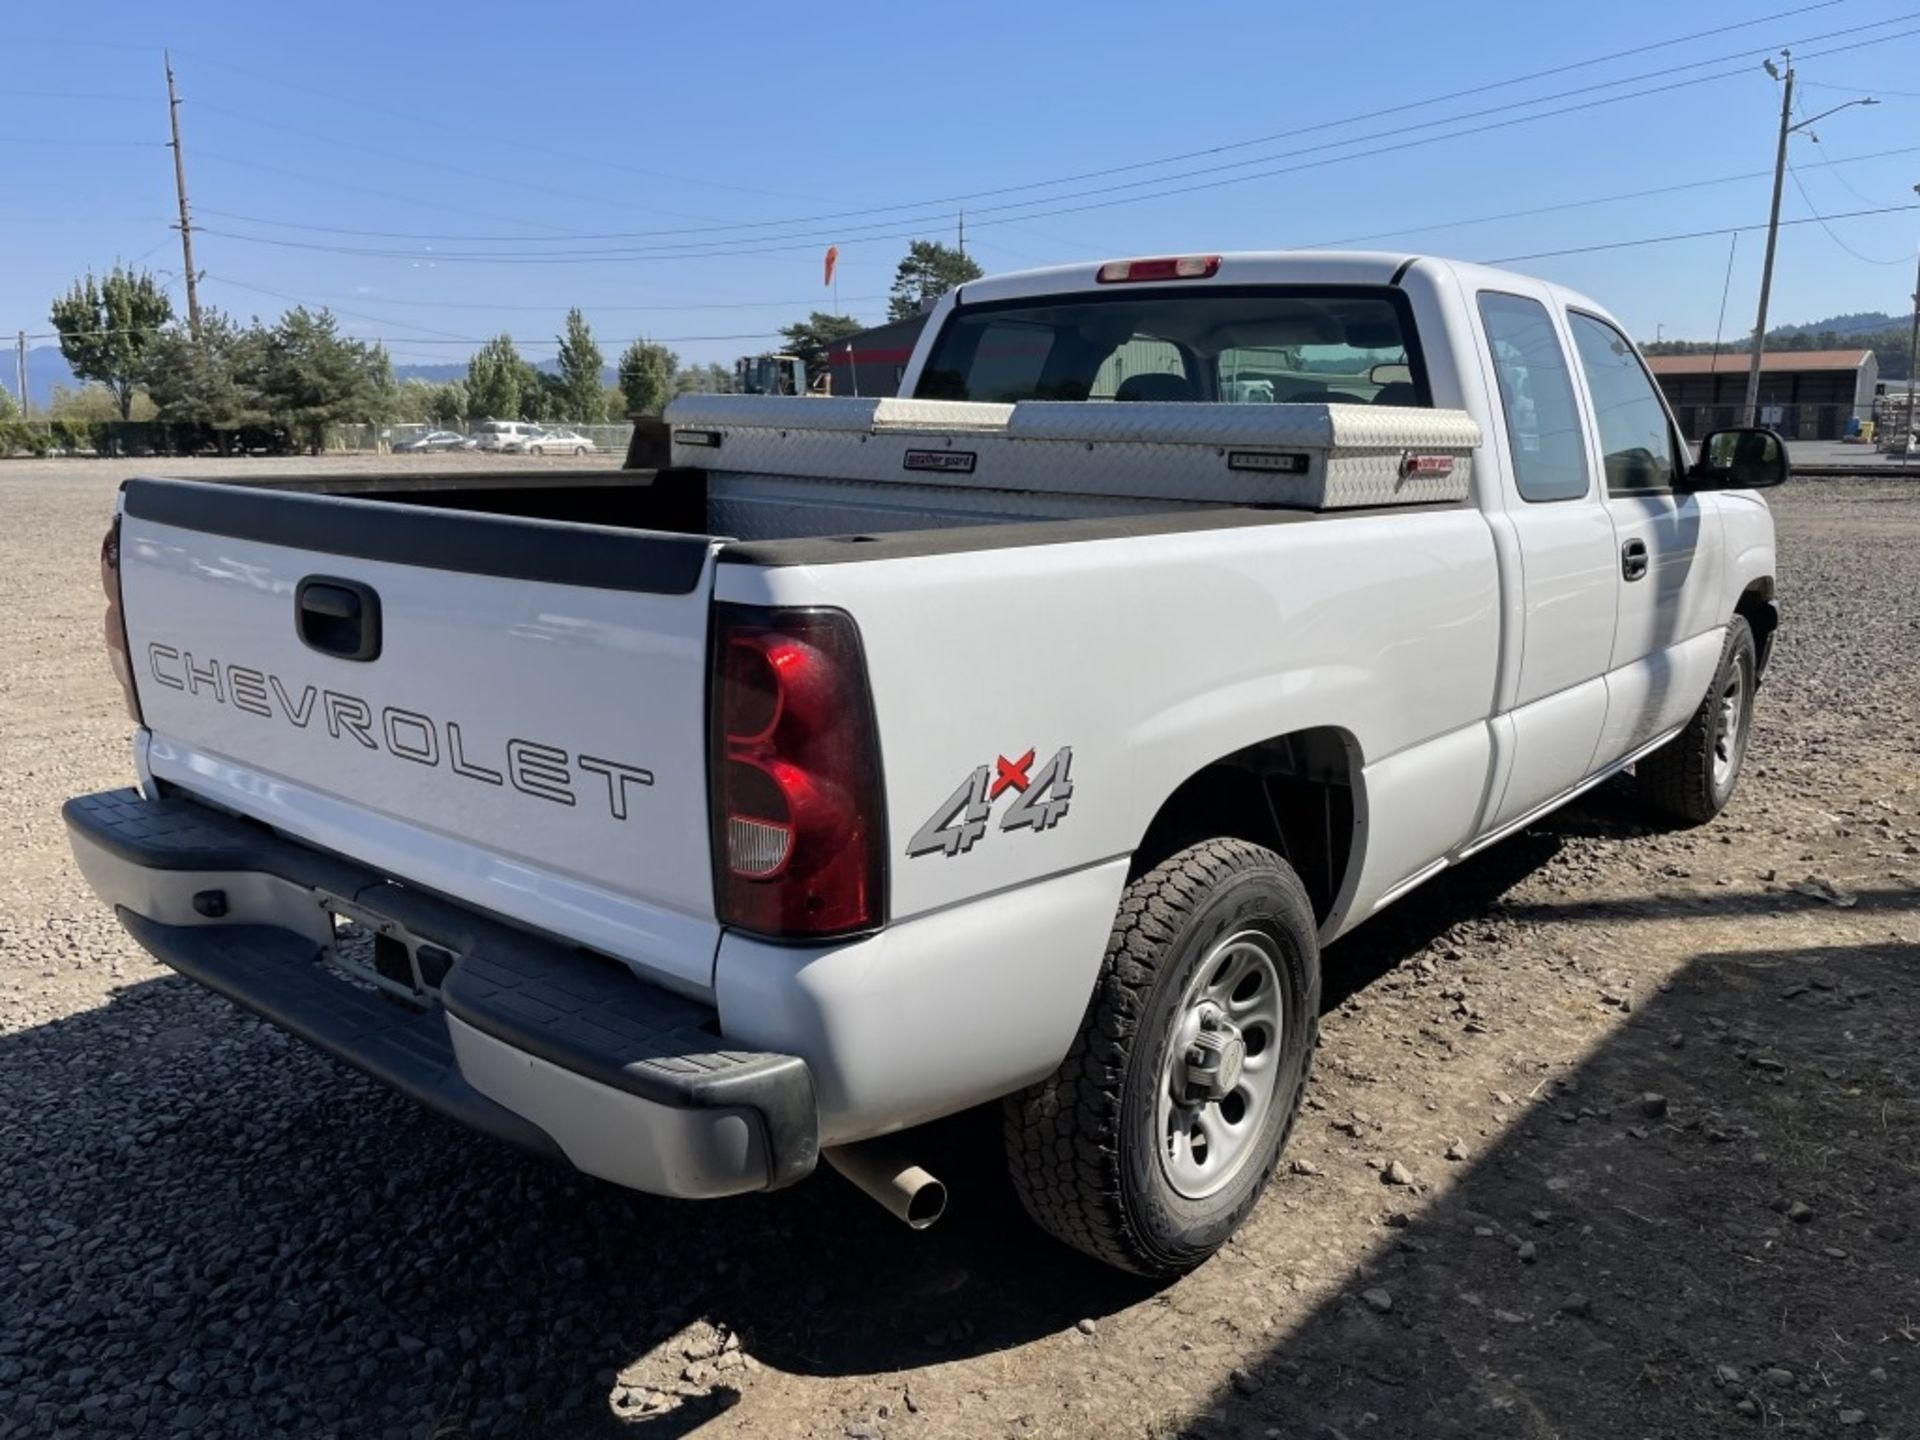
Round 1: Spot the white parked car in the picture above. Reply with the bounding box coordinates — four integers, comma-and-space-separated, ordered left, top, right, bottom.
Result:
69, 251, 1785, 1275
526, 428, 595, 456
469, 420, 539, 453
394, 430, 471, 454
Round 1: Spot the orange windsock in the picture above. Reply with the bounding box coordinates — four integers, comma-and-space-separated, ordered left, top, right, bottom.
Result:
824, 245, 839, 287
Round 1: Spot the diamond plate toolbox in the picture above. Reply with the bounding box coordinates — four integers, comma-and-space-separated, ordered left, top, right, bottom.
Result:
666, 394, 1478, 511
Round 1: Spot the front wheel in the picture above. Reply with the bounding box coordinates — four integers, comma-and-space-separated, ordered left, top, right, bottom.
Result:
528, 445, 544, 456
1635, 614, 1757, 825
573, 445, 587, 456
1004, 839, 1320, 1276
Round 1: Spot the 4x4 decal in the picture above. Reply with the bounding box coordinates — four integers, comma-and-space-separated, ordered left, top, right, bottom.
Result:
907, 746, 1074, 858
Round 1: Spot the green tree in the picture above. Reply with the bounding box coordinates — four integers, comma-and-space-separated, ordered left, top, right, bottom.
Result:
887, 240, 981, 321
467, 334, 524, 420
50, 383, 157, 422
617, 340, 678, 416
143, 312, 264, 434
779, 311, 865, 354
516, 361, 562, 422
555, 308, 606, 422
426, 380, 467, 427
48, 266, 174, 420
0, 384, 17, 421
673, 361, 735, 397
254, 308, 393, 453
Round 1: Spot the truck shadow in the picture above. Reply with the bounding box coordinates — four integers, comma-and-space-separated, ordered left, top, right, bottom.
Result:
5, 796, 1907, 1438
0, 967, 1147, 1439
1175, 937, 1919, 1439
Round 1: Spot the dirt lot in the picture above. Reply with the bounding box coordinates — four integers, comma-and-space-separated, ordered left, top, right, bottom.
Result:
1, 458, 1915, 1440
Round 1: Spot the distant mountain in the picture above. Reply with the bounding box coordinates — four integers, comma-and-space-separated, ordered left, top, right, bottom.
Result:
390, 362, 470, 385
1770, 310, 1901, 340
4, 349, 617, 408
392, 360, 619, 386
16, 347, 76, 408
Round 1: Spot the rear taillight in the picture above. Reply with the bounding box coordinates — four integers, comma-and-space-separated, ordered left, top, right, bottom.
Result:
101, 514, 141, 723
710, 605, 884, 939
1095, 255, 1221, 283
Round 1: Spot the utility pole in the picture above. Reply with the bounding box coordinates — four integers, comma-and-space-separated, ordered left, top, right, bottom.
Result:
1906, 183, 1920, 465
1743, 53, 1795, 427
164, 50, 201, 341
957, 209, 966, 259
14, 331, 27, 418
1743, 53, 1878, 427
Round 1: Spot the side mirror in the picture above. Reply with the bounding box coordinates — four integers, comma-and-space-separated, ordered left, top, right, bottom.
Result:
1682, 427, 1789, 492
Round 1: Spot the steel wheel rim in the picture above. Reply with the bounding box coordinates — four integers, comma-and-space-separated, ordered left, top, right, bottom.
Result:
1713, 651, 1751, 789
1156, 928, 1286, 1201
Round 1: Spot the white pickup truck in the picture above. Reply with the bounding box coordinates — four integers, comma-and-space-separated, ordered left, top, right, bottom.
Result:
67, 252, 1785, 1276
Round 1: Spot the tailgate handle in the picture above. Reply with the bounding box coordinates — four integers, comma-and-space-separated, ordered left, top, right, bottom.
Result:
296, 577, 382, 661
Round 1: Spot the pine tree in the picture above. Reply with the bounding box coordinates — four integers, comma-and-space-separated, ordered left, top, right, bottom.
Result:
555, 308, 606, 422
466, 334, 523, 421
617, 341, 678, 416
887, 240, 982, 321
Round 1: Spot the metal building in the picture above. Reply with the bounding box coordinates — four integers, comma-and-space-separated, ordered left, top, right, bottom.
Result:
807, 317, 929, 398
1646, 350, 1879, 440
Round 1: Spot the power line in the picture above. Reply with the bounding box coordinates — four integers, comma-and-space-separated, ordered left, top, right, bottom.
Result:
183, 6, 1901, 252
198, 284, 890, 313
14, 325, 803, 345
0, 88, 150, 102
180, 56, 1901, 265
0, 135, 162, 147
1483, 200, 1920, 263
185, 17, 1920, 267
201, 275, 489, 341
186, 100, 734, 226
192, 149, 590, 234
159, 4, 1845, 224
1300, 143, 1920, 250
19, 203, 1913, 345
1786, 160, 1914, 262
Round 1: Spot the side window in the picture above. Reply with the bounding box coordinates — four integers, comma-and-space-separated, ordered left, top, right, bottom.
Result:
1569, 312, 1682, 493
1477, 292, 1590, 502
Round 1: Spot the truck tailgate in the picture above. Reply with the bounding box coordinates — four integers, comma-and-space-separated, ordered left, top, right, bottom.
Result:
118, 478, 724, 994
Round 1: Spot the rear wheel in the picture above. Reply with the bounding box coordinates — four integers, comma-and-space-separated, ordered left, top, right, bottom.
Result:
1003, 839, 1320, 1276
1635, 614, 1757, 825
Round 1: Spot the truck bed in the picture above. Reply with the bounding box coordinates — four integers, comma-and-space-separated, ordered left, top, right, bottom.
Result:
214, 394, 1479, 553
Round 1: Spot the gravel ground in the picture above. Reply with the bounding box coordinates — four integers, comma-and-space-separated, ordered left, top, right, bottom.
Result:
1, 458, 1915, 1440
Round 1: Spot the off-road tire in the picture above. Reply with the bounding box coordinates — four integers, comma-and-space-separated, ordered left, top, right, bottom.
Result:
1003, 839, 1320, 1276
1635, 614, 1757, 825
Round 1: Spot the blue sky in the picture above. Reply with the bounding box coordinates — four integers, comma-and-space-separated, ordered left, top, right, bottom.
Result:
5, 0, 1919, 379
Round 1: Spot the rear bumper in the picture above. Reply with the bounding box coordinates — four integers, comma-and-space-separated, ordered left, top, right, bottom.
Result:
63, 788, 817, 1198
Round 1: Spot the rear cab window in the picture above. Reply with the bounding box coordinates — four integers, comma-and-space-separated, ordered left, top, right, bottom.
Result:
1477, 291, 1591, 503
914, 288, 1430, 407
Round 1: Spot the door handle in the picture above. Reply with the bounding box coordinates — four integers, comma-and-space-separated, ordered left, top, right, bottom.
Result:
296, 576, 382, 661
1621, 539, 1649, 582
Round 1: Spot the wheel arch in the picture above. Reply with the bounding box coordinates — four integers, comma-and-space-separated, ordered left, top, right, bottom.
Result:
1132, 726, 1367, 937
1734, 576, 1778, 677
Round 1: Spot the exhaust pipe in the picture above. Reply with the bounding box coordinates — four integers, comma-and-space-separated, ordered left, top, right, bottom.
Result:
823, 1141, 947, 1230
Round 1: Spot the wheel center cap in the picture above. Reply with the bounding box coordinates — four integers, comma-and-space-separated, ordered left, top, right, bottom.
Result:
1183, 1015, 1247, 1101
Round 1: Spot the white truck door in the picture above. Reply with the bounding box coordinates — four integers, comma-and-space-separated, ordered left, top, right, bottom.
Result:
1565, 311, 1727, 765
1473, 290, 1617, 831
